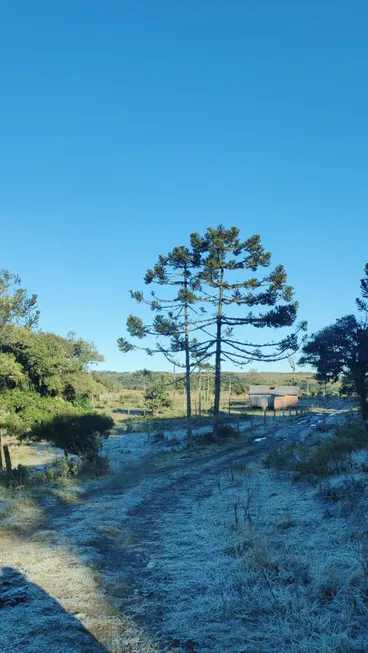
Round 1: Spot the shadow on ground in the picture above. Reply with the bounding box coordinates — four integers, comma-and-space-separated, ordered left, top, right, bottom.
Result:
0, 567, 108, 653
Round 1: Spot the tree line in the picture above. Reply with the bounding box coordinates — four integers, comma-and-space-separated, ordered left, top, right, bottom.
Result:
299, 264, 368, 419
0, 271, 113, 471
1, 224, 366, 469
119, 225, 368, 437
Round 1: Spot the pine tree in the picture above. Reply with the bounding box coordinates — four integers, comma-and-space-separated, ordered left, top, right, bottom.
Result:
118, 246, 209, 443
190, 226, 306, 438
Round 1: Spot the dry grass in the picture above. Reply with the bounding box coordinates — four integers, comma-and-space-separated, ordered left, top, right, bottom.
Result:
1, 401, 365, 652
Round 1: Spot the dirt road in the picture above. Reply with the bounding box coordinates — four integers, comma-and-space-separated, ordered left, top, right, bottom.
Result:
2, 403, 363, 653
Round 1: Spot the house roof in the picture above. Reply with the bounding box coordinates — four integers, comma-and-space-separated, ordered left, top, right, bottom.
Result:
248, 385, 300, 396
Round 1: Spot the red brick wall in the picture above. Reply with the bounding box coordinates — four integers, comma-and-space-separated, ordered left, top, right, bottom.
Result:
274, 394, 298, 410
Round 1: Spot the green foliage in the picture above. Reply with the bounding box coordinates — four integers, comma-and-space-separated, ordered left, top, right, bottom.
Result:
0, 352, 24, 389
0, 390, 77, 437
299, 264, 368, 418
0, 272, 109, 470
264, 422, 367, 480
190, 224, 306, 438
144, 377, 172, 416
24, 412, 114, 461
0, 327, 105, 398
0, 269, 39, 329
263, 445, 299, 471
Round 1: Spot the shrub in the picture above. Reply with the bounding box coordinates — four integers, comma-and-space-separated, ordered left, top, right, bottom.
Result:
264, 421, 367, 481
80, 454, 110, 477
23, 412, 114, 462
153, 432, 166, 443
263, 445, 299, 471
296, 422, 366, 479
0, 464, 29, 489
124, 418, 135, 433
218, 424, 238, 438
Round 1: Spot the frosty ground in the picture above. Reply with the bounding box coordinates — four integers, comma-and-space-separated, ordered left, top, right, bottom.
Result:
1, 404, 368, 653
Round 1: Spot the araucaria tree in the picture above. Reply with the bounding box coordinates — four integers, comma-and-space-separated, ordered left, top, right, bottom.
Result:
190, 226, 306, 438
118, 246, 205, 443
300, 264, 368, 420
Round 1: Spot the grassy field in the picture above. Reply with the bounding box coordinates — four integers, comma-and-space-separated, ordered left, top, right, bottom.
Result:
1, 397, 366, 653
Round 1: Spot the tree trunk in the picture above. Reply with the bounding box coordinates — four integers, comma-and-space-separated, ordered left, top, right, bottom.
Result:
0, 429, 3, 471
3, 444, 12, 473
184, 276, 193, 444
355, 372, 368, 422
198, 370, 202, 417
212, 268, 224, 439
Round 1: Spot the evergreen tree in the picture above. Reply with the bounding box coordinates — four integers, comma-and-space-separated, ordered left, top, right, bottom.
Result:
190, 226, 306, 438
118, 246, 208, 443
300, 265, 368, 420
144, 376, 172, 416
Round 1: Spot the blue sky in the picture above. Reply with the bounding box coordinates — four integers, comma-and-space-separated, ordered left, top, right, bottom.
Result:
1, 1, 367, 373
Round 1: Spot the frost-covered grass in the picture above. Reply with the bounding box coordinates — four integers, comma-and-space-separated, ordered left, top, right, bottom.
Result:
138, 460, 368, 652
2, 405, 367, 652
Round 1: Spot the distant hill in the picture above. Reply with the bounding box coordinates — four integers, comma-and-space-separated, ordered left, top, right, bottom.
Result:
95, 369, 339, 396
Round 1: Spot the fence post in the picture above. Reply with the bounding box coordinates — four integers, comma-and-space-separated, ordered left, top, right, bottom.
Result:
273, 409, 276, 421
263, 409, 267, 425
228, 396, 231, 416
0, 429, 3, 471
3, 444, 12, 473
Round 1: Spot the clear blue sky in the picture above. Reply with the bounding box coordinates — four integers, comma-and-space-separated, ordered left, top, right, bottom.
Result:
1, 1, 367, 373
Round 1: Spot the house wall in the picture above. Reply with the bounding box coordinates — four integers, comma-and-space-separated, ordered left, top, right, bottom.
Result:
274, 394, 298, 410
250, 394, 273, 409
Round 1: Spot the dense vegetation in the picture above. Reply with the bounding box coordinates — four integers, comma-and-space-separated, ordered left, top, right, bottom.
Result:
300, 264, 368, 418
0, 271, 113, 470
1, 233, 366, 473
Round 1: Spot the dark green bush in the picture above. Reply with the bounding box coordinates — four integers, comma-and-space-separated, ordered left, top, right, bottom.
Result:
24, 412, 114, 462
263, 445, 299, 471
218, 425, 238, 438
0, 464, 29, 488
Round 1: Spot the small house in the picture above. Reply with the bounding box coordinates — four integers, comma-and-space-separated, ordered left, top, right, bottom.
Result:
248, 386, 300, 410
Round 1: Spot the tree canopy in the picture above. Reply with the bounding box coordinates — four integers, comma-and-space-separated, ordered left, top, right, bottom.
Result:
299, 265, 368, 419
0, 270, 112, 465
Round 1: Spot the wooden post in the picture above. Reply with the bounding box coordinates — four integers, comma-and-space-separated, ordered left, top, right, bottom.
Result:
263, 409, 267, 425
273, 409, 276, 421
3, 444, 12, 473
228, 396, 231, 416
289, 407, 292, 417
198, 370, 202, 417
0, 429, 3, 471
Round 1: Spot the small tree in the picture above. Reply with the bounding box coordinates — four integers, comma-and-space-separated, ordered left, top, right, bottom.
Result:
299, 264, 368, 420
144, 377, 172, 416
288, 355, 297, 383
24, 412, 114, 461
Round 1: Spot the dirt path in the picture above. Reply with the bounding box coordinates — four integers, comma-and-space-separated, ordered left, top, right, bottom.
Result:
1, 405, 355, 652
